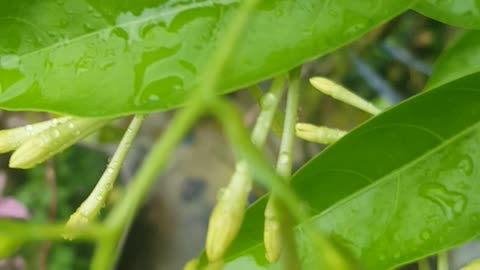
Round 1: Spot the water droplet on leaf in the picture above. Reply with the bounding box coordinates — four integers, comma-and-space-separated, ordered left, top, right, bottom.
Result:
419, 182, 467, 219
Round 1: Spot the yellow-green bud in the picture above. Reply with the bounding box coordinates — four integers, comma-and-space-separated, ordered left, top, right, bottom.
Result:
310, 77, 381, 115
206, 161, 251, 261
295, 123, 347, 144
463, 259, 480, 270
183, 258, 199, 270
9, 118, 110, 169
264, 198, 282, 263
0, 117, 71, 153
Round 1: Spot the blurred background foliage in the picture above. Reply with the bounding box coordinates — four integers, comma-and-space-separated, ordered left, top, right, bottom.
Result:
0, 10, 468, 270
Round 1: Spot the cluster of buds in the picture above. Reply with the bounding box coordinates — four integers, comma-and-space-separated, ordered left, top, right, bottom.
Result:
0, 117, 110, 169
202, 76, 382, 267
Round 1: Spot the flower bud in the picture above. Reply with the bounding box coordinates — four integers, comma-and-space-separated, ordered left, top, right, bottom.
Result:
295, 123, 347, 144
463, 259, 480, 270
0, 117, 71, 153
264, 198, 282, 262
206, 161, 251, 261
9, 118, 110, 169
310, 77, 381, 115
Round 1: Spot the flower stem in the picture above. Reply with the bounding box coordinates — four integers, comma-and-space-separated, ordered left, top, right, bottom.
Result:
264, 67, 301, 264
91, 102, 203, 270
65, 115, 146, 232
437, 252, 449, 270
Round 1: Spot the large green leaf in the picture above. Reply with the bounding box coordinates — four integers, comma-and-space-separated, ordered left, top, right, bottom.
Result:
413, 0, 480, 29
426, 30, 480, 90
197, 73, 480, 269
0, 0, 415, 117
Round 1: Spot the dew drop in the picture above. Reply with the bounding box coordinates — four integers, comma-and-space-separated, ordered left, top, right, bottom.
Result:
420, 229, 432, 241
68, 122, 75, 129
83, 22, 96, 33
458, 154, 474, 176
99, 61, 114, 71
0, 55, 20, 70
419, 182, 467, 219
148, 94, 160, 102
25, 125, 33, 132
52, 129, 61, 138
75, 56, 94, 75
103, 183, 113, 190
328, 9, 338, 17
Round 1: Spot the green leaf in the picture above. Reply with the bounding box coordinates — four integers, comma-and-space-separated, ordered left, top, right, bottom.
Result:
197, 73, 480, 270
0, 0, 414, 117
413, 0, 480, 29
426, 30, 480, 90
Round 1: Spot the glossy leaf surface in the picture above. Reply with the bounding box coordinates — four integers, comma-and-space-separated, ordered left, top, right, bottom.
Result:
197, 73, 480, 270
0, 0, 414, 117
426, 30, 480, 90
414, 0, 480, 29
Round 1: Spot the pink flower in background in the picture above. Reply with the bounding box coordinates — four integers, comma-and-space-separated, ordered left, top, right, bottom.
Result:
0, 172, 29, 270
0, 173, 29, 220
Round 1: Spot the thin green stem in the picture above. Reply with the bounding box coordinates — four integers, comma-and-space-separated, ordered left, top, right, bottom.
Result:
251, 77, 286, 145
106, 105, 201, 228
264, 67, 301, 264
276, 68, 301, 177
438, 252, 449, 270
0, 221, 106, 242
91, 102, 203, 270
249, 79, 286, 139
66, 115, 146, 230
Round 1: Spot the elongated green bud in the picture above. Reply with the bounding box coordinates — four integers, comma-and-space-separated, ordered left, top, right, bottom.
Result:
9, 118, 110, 169
0, 117, 72, 153
462, 259, 480, 270
206, 161, 251, 261
310, 77, 381, 115
295, 123, 347, 144
264, 197, 282, 262
65, 115, 144, 238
